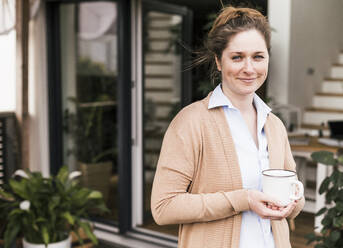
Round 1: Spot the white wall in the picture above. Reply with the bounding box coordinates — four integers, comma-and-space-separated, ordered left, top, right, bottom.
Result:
268, 0, 343, 109
288, 0, 343, 109
28, 3, 50, 176
0, 31, 16, 111
267, 0, 292, 105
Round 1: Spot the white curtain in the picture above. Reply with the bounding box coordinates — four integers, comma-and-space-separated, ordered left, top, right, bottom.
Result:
28, 2, 49, 176
0, 0, 15, 35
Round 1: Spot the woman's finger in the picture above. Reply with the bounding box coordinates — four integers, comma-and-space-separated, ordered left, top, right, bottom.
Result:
260, 193, 284, 208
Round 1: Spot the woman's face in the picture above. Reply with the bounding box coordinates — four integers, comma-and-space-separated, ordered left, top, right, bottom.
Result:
215, 29, 269, 98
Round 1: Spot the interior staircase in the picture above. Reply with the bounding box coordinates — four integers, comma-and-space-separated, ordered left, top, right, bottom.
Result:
295, 53, 343, 213
300, 54, 343, 136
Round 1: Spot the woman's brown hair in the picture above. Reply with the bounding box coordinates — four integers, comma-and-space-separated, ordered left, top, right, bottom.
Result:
195, 6, 271, 84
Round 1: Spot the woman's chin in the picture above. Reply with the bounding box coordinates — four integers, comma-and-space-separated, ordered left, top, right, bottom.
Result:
236, 87, 259, 96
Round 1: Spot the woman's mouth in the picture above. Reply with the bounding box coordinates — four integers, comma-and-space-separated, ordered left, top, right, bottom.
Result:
238, 78, 256, 83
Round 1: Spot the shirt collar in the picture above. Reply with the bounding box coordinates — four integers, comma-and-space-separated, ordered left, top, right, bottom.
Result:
253, 93, 272, 116
208, 84, 235, 109
208, 84, 272, 115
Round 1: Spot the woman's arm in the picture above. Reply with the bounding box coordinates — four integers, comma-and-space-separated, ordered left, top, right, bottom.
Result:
150, 123, 250, 225
151, 119, 289, 225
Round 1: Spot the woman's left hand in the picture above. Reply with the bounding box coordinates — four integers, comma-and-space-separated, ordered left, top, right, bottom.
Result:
266, 200, 298, 219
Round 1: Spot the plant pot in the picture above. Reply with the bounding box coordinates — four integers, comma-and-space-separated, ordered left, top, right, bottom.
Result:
23, 235, 71, 248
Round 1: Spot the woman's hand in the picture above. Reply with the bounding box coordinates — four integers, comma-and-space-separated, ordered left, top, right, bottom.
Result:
247, 190, 297, 220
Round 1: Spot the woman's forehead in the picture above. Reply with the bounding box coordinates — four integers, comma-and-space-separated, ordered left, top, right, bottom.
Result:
226, 29, 268, 53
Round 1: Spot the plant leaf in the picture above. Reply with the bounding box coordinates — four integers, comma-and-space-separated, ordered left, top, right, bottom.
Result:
56, 166, 69, 185
321, 215, 332, 226
4, 221, 20, 248
337, 155, 343, 165
0, 189, 15, 201
336, 202, 343, 211
315, 207, 327, 216
88, 191, 102, 199
333, 216, 343, 228
330, 230, 340, 242
62, 211, 75, 225
9, 209, 24, 217
42, 226, 50, 245
9, 179, 28, 199
311, 151, 336, 166
319, 177, 331, 195
305, 232, 317, 244
326, 187, 339, 204
80, 221, 98, 245
330, 170, 339, 184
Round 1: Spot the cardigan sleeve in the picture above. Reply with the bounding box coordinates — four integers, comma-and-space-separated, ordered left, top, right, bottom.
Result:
151, 114, 250, 225
282, 124, 305, 219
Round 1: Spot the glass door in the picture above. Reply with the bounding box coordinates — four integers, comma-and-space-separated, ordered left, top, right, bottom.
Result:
59, 1, 119, 223
135, 0, 192, 237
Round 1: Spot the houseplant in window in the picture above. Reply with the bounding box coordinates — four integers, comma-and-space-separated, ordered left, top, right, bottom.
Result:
0, 166, 108, 248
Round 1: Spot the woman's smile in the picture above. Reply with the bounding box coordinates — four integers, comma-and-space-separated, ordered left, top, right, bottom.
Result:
237, 77, 258, 83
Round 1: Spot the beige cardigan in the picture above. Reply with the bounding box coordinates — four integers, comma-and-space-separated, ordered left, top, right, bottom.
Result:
151, 93, 305, 248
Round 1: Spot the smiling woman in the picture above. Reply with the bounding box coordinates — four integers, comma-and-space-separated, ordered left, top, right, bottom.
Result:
215, 29, 269, 101
0, 31, 16, 111
151, 6, 305, 248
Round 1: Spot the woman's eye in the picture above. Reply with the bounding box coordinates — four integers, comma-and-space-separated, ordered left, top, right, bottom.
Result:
254, 55, 264, 60
232, 56, 242, 61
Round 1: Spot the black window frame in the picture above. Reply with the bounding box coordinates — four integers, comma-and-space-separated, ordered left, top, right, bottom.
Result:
46, 0, 132, 233
142, 0, 193, 107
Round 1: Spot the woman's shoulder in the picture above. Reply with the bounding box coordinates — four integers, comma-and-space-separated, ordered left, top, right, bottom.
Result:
266, 112, 288, 135
168, 95, 211, 131
172, 100, 207, 125
267, 112, 283, 124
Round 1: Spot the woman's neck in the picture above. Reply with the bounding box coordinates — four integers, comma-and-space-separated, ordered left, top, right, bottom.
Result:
221, 84, 255, 113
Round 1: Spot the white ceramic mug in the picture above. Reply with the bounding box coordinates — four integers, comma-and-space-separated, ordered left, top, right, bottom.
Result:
262, 169, 304, 206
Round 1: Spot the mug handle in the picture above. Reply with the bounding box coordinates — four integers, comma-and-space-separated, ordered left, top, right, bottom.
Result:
290, 180, 304, 200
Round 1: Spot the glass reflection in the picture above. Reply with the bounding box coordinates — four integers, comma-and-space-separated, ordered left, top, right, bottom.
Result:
141, 10, 183, 236
60, 2, 118, 222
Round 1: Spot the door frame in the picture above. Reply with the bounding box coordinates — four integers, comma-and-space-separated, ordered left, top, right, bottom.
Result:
131, 0, 192, 241
46, 0, 132, 234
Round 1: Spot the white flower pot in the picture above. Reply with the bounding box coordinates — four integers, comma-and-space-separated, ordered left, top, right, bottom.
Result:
23, 235, 71, 248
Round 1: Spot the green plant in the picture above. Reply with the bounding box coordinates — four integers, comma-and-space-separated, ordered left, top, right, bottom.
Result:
63, 95, 117, 164
0, 166, 109, 248
77, 56, 115, 76
306, 150, 343, 247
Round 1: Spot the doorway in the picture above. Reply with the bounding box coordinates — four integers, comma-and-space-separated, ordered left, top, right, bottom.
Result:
132, 0, 192, 238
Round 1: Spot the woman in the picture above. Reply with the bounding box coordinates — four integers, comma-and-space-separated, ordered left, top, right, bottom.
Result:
151, 6, 305, 248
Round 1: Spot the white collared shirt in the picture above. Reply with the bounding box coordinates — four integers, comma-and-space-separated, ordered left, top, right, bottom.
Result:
208, 84, 275, 248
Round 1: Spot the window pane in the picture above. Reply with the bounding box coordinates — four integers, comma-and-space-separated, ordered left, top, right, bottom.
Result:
60, 2, 118, 222
141, 10, 183, 236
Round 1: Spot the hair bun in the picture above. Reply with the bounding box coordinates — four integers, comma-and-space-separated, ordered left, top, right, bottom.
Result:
235, 10, 244, 17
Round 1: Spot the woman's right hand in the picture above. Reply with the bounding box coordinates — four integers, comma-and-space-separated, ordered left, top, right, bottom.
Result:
247, 190, 296, 220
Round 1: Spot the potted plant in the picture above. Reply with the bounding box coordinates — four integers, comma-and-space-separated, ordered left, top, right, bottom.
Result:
306, 149, 343, 247
0, 166, 108, 248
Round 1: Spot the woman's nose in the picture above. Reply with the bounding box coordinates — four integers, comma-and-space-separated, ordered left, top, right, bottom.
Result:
243, 59, 255, 73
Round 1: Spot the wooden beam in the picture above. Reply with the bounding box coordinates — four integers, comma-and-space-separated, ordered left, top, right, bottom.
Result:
15, 0, 30, 169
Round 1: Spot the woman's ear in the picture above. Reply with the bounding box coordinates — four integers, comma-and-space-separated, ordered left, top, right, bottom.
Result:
215, 56, 221, 71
